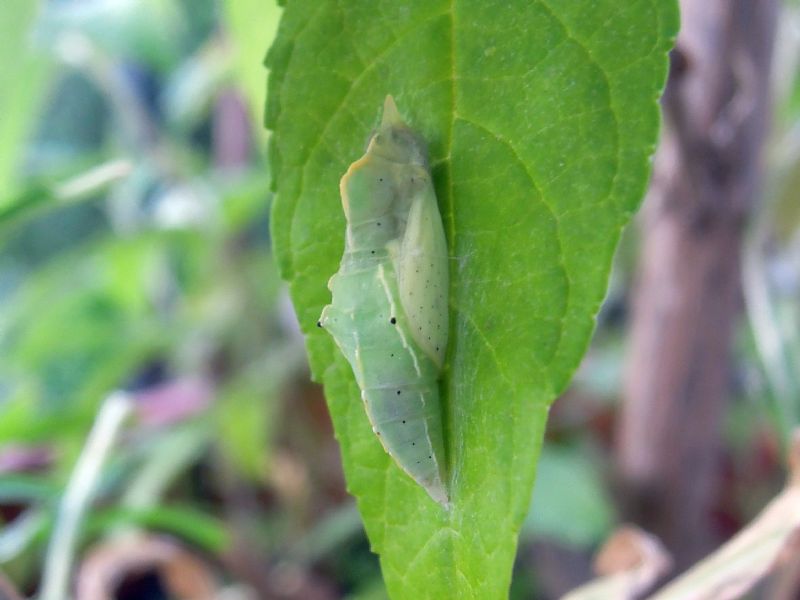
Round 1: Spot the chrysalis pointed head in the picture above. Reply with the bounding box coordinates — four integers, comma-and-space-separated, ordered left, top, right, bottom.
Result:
366, 96, 429, 167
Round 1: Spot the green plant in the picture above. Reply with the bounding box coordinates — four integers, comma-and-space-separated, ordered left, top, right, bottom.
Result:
267, 1, 678, 598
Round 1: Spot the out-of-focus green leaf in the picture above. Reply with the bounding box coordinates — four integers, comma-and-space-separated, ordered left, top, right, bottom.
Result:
347, 579, 390, 600
267, 1, 677, 597
0, 235, 173, 446
0, 383, 85, 444
6, 260, 156, 411
290, 502, 364, 563
219, 175, 272, 232
522, 445, 614, 547
0, 161, 131, 234
224, 0, 282, 143
0, 1, 52, 198
85, 505, 230, 554
0, 184, 54, 231
0, 475, 59, 505
216, 360, 282, 482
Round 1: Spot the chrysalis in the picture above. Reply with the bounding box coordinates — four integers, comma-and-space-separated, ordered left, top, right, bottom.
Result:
319, 96, 449, 506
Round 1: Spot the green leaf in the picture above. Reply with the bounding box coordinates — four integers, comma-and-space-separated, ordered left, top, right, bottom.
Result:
522, 445, 614, 547
267, 2, 677, 598
0, 475, 59, 505
85, 506, 230, 554
0, 1, 52, 198
215, 356, 283, 483
0, 183, 54, 230
223, 0, 283, 143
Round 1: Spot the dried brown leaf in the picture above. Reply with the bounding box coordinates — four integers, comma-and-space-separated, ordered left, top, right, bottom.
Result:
563, 525, 672, 600
75, 534, 219, 600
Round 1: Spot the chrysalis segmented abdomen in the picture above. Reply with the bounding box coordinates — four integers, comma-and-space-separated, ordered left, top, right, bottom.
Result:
318, 97, 449, 506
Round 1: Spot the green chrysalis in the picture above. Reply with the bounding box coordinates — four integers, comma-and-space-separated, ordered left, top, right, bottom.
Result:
319, 96, 449, 506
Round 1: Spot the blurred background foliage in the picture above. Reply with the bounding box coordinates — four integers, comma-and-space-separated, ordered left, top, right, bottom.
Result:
1, 1, 800, 599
